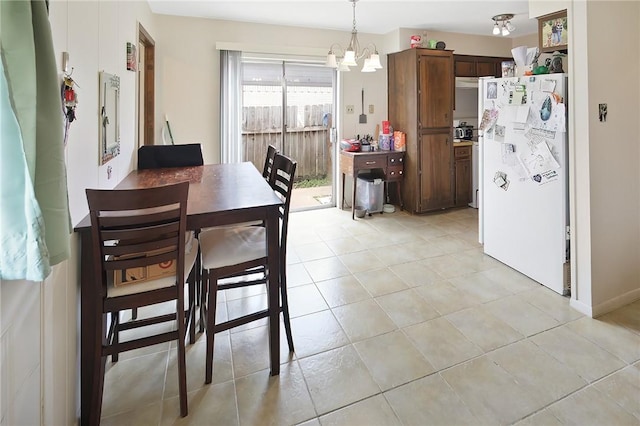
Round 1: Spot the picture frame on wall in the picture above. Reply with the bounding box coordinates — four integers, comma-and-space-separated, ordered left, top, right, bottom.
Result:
538, 10, 568, 53
126, 42, 137, 71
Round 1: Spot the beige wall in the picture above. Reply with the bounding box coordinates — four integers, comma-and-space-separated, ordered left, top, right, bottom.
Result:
4, 1, 640, 423
154, 15, 390, 165
0, 1, 156, 425
569, 0, 640, 315
396, 27, 515, 56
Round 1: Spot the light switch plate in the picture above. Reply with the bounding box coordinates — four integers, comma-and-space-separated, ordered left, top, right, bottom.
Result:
368, 104, 374, 114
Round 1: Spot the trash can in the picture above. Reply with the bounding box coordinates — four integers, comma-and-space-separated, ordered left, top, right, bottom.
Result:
356, 172, 384, 214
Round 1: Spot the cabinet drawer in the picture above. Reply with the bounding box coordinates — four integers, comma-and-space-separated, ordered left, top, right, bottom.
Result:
454, 146, 471, 158
353, 155, 385, 169
387, 153, 404, 166
386, 166, 404, 180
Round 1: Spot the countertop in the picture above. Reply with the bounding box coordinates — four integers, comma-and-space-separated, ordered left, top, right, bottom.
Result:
453, 140, 475, 147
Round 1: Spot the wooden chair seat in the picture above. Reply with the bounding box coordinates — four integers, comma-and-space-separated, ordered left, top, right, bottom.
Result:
85, 181, 193, 419
199, 153, 296, 384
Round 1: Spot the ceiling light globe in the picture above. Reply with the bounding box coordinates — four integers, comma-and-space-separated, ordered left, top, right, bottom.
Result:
342, 50, 357, 67
493, 23, 500, 35
326, 53, 338, 68
338, 61, 351, 72
501, 25, 510, 36
506, 21, 516, 32
361, 58, 375, 72
369, 54, 383, 69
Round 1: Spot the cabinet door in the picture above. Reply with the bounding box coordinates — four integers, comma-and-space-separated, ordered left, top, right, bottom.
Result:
455, 59, 476, 77
476, 60, 496, 77
418, 55, 453, 129
419, 133, 454, 211
455, 158, 472, 206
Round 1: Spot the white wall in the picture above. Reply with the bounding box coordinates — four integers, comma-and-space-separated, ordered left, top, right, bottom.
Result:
154, 15, 389, 164
569, 0, 640, 315
4, 1, 639, 423
0, 1, 156, 425
396, 28, 515, 56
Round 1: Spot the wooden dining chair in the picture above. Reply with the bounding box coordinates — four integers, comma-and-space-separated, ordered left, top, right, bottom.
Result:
137, 143, 204, 170
134, 143, 203, 322
85, 181, 197, 418
199, 153, 297, 384
262, 144, 278, 179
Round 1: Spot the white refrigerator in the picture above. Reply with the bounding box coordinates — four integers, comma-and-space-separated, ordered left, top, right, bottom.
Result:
478, 74, 569, 295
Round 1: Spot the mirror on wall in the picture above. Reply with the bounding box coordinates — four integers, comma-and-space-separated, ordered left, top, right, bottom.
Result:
99, 71, 120, 164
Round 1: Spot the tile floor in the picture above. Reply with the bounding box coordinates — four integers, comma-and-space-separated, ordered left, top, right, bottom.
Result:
100, 207, 640, 426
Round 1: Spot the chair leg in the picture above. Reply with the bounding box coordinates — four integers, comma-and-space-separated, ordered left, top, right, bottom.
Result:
112, 312, 120, 363
280, 263, 294, 353
89, 315, 109, 425
199, 268, 207, 334
176, 292, 188, 417
187, 267, 196, 344
205, 270, 218, 384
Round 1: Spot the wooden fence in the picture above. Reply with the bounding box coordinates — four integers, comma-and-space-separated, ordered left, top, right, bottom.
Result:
242, 104, 332, 180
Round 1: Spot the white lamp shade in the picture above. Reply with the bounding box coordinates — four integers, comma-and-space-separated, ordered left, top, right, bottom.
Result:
506, 21, 516, 32
501, 25, 510, 36
361, 58, 375, 72
342, 50, 357, 66
337, 61, 351, 72
492, 23, 500, 35
326, 53, 338, 68
369, 53, 382, 69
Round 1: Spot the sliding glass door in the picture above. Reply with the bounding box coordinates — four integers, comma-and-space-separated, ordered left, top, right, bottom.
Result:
241, 58, 336, 210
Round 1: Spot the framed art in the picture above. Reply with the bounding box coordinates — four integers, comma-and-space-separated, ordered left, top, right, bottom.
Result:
538, 10, 568, 53
126, 42, 137, 71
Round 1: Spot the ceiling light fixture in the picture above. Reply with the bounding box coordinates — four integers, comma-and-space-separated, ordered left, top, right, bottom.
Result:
326, 0, 382, 72
491, 14, 516, 37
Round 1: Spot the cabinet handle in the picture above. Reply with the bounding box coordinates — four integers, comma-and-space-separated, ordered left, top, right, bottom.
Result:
390, 158, 395, 163
365, 161, 376, 165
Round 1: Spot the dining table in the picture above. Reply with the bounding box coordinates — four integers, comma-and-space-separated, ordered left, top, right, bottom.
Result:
74, 162, 283, 426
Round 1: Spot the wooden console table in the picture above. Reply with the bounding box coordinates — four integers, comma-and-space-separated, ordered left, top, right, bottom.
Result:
340, 150, 405, 219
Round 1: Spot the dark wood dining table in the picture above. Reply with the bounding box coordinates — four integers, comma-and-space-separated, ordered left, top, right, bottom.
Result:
74, 162, 283, 426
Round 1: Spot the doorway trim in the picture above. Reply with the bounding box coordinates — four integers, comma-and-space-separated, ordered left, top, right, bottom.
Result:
138, 23, 155, 146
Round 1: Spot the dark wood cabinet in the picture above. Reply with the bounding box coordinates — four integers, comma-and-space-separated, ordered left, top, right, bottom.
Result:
454, 59, 476, 77
454, 54, 511, 78
421, 133, 454, 210
388, 48, 454, 213
454, 145, 472, 207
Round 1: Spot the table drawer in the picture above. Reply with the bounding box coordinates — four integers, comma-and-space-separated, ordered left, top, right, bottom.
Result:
454, 146, 471, 158
388, 153, 405, 166
353, 155, 386, 170
386, 166, 404, 180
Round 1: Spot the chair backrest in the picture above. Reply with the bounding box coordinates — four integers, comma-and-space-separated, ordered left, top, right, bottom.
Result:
137, 144, 204, 170
85, 181, 189, 294
262, 144, 278, 180
268, 153, 297, 250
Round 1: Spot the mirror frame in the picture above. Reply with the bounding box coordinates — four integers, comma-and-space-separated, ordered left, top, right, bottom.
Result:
99, 71, 120, 164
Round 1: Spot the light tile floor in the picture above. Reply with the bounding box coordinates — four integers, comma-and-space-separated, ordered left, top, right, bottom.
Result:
100, 207, 640, 426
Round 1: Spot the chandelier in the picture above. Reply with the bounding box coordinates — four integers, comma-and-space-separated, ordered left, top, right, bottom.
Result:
492, 14, 516, 36
326, 0, 382, 72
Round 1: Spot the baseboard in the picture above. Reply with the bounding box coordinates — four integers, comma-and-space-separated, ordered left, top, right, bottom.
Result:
569, 297, 592, 317
571, 287, 640, 318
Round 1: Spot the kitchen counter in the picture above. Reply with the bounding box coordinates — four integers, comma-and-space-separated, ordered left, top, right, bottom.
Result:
453, 140, 475, 146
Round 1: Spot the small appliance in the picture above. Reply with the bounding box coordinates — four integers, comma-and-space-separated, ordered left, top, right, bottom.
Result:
455, 122, 474, 140
340, 138, 361, 152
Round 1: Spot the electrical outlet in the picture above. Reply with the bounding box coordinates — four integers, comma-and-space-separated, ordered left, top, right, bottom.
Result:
369, 104, 374, 114
346, 105, 354, 114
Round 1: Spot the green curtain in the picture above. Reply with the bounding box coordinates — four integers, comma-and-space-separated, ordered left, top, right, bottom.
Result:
0, 0, 70, 281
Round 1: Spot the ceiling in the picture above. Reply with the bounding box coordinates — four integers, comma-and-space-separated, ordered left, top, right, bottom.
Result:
147, 0, 538, 38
